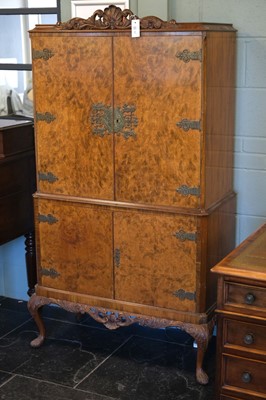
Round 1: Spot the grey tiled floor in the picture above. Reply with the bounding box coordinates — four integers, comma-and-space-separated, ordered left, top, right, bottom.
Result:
0, 297, 215, 399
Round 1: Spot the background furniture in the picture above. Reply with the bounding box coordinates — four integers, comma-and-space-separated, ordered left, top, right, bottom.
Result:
0, 119, 36, 296
28, 6, 236, 384
212, 223, 266, 399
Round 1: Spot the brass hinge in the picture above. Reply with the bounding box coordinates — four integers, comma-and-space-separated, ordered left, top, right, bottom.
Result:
176, 185, 200, 197
173, 289, 196, 301
176, 49, 202, 63
176, 119, 201, 132
38, 213, 58, 225
38, 171, 58, 184
40, 267, 60, 278
174, 230, 197, 242
32, 48, 55, 61
36, 112, 56, 124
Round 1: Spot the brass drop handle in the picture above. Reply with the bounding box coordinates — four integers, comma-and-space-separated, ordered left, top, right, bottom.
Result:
243, 333, 254, 345
244, 292, 256, 305
114, 248, 121, 268
241, 372, 252, 384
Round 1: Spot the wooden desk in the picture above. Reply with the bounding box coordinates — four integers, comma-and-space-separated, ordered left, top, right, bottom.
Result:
0, 118, 36, 295
211, 224, 266, 399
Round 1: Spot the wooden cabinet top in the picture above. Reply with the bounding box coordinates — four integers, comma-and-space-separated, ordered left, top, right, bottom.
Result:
0, 119, 32, 130
211, 224, 266, 282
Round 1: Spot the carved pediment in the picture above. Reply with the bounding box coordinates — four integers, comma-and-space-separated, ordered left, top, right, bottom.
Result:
56, 5, 177, 31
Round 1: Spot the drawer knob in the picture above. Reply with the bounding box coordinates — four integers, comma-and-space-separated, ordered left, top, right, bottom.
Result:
241, 372, 252, 384
243, 333, 254, 345
244, 293, 256, 305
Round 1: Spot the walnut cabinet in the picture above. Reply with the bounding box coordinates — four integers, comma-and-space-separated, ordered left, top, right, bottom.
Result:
28, 6, 237, 385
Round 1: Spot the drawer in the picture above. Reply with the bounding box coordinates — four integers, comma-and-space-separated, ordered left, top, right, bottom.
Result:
224, 319, 266, 355
225, 282, 266, 315
0, 190, 34, 244
0, 121, 34, 158
222, 355, 266, 397
0, 155, 34, 197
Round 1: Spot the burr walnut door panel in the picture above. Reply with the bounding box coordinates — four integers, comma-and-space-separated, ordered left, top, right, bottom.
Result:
113, 35, 202, 208
35, 198, 113, 298
114, 211, 198, 312
32, 36, 114, 200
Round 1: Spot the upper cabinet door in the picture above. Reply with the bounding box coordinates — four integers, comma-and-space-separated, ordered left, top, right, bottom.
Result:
113, 35, 202, 208
32, 36, 114, 200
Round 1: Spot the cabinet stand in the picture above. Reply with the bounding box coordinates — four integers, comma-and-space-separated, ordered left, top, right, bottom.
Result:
28, 294, 215, 385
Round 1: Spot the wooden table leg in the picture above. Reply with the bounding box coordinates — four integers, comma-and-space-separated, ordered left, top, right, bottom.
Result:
25, 231, 37, 297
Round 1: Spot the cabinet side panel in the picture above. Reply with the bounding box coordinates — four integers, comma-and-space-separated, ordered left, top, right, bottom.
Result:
31, 35, 114, 200
205, 32, 236, 207
204, 195, 236, 312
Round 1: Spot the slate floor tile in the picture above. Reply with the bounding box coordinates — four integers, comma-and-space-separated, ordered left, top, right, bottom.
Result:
77, 336, 215, 400
0, 307, 31, 337
0, 375, 116, 400
0, 371, 12, 386
0, 297, 28, 313
0, 319, 130, 387
0, 298, 216, 399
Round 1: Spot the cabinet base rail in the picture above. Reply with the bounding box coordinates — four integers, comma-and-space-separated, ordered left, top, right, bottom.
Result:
27, 294, 215, 385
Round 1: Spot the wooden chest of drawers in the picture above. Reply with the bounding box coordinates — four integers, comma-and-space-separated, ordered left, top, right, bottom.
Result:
212, 224, 266, 399
0, 119, 36, 295
28, 6, 237, 384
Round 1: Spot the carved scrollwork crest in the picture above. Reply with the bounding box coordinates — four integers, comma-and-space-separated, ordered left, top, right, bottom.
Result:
57, 5, 133, 30
56, 5, 177, 31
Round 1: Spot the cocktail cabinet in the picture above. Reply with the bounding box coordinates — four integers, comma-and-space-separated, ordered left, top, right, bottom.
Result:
28, 6, 236, 384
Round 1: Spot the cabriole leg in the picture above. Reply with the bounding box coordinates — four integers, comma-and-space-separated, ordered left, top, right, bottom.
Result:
195, 334, 209, 385
27, 294, 47, 347
191, 318, 215, 385
179, 317, 215, 384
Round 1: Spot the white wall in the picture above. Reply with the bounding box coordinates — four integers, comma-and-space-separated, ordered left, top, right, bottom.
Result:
1, 0, 266, 299
0, 237, 28, 300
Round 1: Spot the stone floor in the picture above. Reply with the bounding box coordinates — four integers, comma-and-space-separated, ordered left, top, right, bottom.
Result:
0, 296, 216, 399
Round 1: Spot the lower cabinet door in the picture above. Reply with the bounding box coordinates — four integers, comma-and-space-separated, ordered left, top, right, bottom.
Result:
114, 211, 198, 312
35, 198, 113, 298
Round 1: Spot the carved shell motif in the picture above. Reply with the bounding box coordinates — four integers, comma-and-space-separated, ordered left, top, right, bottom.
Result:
57, 5, 134, 30
56, 5, 177, 31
